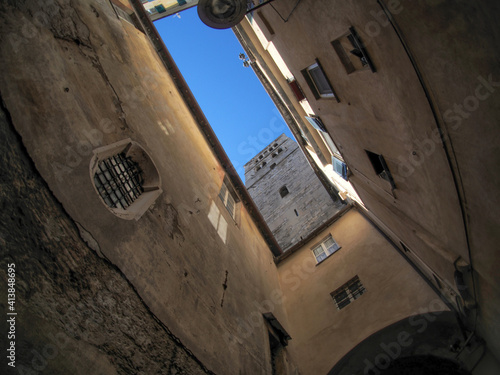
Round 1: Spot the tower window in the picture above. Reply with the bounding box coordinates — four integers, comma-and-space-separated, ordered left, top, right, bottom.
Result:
311, 234, 340, 263
331, 276, 365, 310
279, 186, 289, 198
270, 163, 277, 170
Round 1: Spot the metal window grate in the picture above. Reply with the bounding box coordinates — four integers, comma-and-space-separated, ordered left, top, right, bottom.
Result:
94, 153, 144, 210
331, 276, 365, 310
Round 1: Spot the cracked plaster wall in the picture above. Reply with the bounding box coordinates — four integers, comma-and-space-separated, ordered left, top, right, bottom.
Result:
0, 0, 294, 373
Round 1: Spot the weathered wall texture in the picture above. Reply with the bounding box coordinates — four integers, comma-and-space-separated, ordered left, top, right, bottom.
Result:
0, 100, 213, 374
249, 0, 500, 363
0, 0, 293, 373
276, 208, 449, 375
245, 134, 343, 250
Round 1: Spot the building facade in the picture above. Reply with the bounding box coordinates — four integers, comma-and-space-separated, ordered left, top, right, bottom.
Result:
0, 0, 499, 374
142, 0, 198, 21
245, 134, 344, 250
238, 0, 500, 372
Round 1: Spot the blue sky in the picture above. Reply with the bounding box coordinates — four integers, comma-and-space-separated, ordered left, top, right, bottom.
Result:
154, 7, 294, 181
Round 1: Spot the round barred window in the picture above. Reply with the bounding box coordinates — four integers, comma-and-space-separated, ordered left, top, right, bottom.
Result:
90, 139, 162, 220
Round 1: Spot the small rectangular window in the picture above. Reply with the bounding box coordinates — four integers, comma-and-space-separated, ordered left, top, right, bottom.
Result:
155, 4, 166, 13
331, 276, 365, 310
312, 235, 340, 263
301, 60, 339, 102
219, 180, 238, 219
365, 150, 396, 190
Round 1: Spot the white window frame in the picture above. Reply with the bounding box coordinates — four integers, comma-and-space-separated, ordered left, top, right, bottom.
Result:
306, 63, 334, 98
311, 234, 340, 263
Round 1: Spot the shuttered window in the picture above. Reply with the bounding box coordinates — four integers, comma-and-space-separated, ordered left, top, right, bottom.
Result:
219, 182, 237, 219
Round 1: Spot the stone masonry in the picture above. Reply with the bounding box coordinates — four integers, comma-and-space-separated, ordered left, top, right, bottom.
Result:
245, 134, 343, 251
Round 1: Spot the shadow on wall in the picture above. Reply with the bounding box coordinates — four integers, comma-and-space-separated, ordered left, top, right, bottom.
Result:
328, 311, 471, 375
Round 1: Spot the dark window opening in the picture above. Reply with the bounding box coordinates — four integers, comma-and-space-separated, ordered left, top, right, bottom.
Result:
365, 150, 396, 190
94, 153, 144, 210
263, 312, 291, 375
270, 163, 277, 169
294, 209, 298, 216
332, 27, 376, 74
279, 186, 289, 198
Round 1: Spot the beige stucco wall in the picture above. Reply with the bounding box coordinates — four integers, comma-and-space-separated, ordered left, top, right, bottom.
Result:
277, 208, 446, 375
0, 1, 292, 373
249, 0, 500, 361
